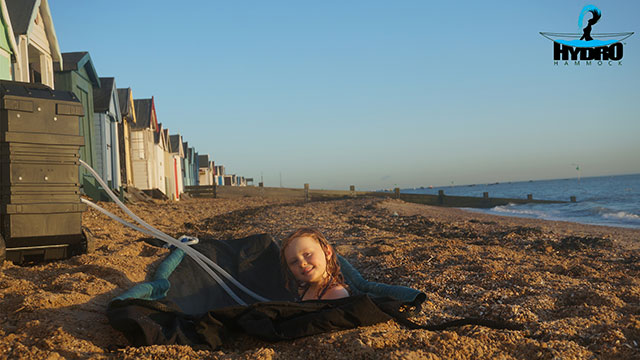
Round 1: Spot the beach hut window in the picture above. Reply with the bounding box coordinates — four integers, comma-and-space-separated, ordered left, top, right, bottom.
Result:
28, 64, 42, 84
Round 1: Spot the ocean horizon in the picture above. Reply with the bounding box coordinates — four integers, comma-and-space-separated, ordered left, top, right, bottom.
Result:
402, 173, 640, 229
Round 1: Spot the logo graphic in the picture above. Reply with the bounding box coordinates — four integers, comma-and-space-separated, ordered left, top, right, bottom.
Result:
540, 5, 633, 65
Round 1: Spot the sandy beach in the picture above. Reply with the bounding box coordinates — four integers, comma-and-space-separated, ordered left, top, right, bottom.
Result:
1, 196, 639, 359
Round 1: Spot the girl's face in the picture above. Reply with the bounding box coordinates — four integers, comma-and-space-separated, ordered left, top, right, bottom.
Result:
284, 236, 331, 285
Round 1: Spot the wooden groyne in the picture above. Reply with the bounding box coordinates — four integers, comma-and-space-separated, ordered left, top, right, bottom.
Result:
368, 190, 566, 208
190, 185, 569, 208
184, 185, 216, 198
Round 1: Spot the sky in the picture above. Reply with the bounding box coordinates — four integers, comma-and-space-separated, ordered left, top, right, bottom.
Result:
49, 0, 640, 190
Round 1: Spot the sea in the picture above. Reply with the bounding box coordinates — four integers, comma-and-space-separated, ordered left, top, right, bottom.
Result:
402, 173, 640, 229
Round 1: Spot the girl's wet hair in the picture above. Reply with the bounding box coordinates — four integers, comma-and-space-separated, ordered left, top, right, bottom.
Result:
280, 227, 346, 297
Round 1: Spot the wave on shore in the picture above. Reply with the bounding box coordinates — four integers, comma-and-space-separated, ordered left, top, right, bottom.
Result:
472, 202, 640, 229
411, 174, 640, 229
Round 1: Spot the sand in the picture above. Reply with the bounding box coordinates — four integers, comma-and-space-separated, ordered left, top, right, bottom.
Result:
1, 196, 639, 359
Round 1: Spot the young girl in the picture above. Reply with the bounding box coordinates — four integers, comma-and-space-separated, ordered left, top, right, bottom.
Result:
280, 228, 349, 301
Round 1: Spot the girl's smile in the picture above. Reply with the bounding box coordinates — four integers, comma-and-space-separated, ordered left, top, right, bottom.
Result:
284, 236, 330, 285
280, 228, 349, 301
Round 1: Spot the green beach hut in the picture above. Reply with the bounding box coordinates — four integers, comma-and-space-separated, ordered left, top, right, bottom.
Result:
0, 0, 18, 80
54, 51, 102, 200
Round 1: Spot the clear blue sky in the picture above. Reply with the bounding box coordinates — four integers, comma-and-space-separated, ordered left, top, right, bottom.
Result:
49, 0, 639, 190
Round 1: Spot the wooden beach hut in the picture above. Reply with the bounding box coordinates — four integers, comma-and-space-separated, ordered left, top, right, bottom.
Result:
193, 151, 200, 186
154, 123, 168, 196
198, 154, 214, 186
6, 0, 61, 88
188, 145, 199, 186
223, 175, 233, 186
161, 128, 173, 200
181, 142, 194, 187
0, 0, 18, 80
168, 134, 184, 200
131, 97, 161, 193
53, 52, 101, 200
215, 165, 225, 186
92, 77, 121, 193
116, 88, 136, 187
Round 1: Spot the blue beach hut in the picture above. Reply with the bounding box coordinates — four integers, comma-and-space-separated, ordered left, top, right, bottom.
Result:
92, 77, 122, 194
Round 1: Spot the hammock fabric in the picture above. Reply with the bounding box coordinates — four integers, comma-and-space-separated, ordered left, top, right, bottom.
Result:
107, 234, 522, 348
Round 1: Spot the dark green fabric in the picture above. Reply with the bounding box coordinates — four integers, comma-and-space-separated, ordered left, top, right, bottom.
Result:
108, 295, 398, 349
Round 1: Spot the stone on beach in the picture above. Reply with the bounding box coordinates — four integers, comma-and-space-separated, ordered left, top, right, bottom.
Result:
0, 196, 639, 359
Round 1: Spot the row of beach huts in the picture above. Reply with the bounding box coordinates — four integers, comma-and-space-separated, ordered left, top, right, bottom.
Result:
0, 0, 249, 202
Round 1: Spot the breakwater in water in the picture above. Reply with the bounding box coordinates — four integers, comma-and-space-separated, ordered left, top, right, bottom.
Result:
192, 185, 564, 208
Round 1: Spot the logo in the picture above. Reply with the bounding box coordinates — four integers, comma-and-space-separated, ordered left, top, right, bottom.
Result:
540, 5, 633, 66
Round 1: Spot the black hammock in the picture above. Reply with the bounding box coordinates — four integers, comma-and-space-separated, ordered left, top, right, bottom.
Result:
107, 234, 521, 349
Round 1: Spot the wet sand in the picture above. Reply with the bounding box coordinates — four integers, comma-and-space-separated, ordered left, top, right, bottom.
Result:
1, 196, 639, 359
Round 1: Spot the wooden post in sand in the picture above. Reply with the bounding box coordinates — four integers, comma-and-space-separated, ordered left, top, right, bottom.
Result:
394, 188, 400, 198
438, 190, 445, 205
350, 185, 355, 197
304, 183, 309, 201
527, 194, 533, 200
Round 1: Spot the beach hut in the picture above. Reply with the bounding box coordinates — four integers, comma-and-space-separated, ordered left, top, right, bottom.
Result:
156, 127, 172, 200
155, 124, 168, 196
181, 142, 188, 187
161, 128, 173, 200
213, 165, 219, 186
131, 97, 161, 193
215, 165, 225, 186
181, 142, 193, 187
92, 77, 122, 193
6, 0, 61, 88
193, 151, 200, 186
53, 52, 101, 200
116, 88, 136, 187
0, 1, 18, 80
198, 154, 213, 186
168, 134, 184, 200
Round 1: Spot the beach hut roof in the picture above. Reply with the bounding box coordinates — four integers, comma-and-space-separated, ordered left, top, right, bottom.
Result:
117, 89, 129, 114
153, 123, 168, 148
198, 154, 209, 169
116, 88, 137, 123
154, 123, 163, 144
6, 0, 36, 35
169, 134, 182, 153
162, 128, 169, 148
162, 128, 170, 146
5, 0, 62, 65
55, 52, 100, 88
132, 97, 157, 131
93, 77, 116, 113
